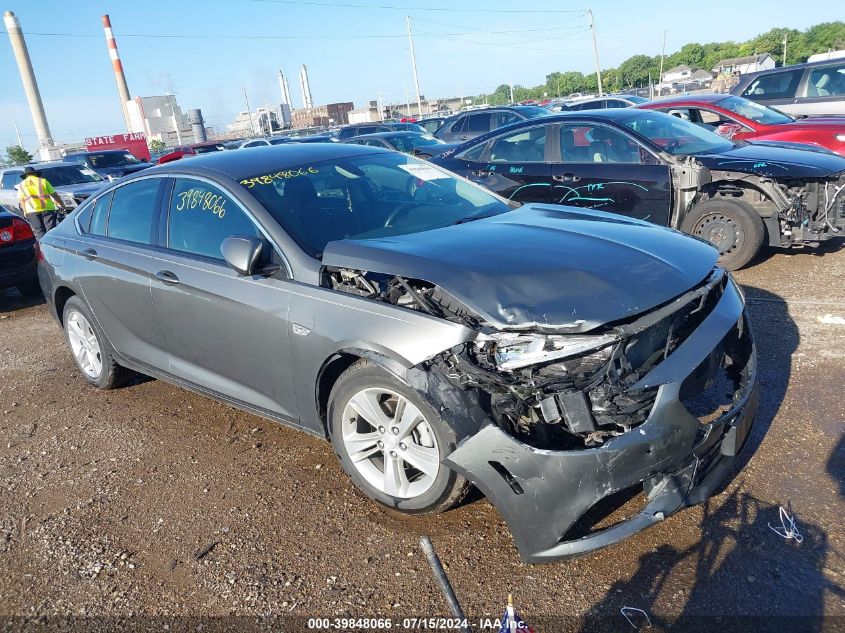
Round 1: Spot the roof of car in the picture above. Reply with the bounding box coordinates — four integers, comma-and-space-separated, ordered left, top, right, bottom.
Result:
644, 94, 727, 105
152, 142, 385, 180
347, 131, 424, 140
68, 149, 128, 156
2, 161, 74, 172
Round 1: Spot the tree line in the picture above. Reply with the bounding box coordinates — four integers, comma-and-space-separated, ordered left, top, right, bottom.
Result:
480, 21, 845, 104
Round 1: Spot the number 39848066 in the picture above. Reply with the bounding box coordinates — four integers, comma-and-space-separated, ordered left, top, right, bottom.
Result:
176, 189, 227, 218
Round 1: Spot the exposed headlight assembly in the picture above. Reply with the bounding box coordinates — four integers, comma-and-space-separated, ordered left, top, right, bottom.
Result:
488, 332, 618, 371
58, 191, 76, 207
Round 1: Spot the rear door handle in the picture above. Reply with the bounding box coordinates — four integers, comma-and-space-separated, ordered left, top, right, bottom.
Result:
81, 248, 98, 259
154, 270, 180, 285
553, 173, 581, 183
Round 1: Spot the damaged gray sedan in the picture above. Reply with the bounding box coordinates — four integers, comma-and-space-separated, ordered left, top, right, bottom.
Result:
38, 144, 758, 563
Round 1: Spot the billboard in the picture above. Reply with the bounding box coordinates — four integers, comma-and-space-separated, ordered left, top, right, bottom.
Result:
84, 132, 151, 161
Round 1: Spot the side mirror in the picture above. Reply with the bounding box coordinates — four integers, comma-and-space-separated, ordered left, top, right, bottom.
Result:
221, 235, 264, 276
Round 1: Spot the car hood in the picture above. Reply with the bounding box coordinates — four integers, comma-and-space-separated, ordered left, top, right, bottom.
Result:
54, 182, 107, 196
322, 205, 719, 332
693, 142, 845, 178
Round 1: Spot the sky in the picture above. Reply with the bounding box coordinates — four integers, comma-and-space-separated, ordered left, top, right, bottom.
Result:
0, 0, 839, 149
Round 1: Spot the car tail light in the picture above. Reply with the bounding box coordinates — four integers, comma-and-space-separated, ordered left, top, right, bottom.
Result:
0, 218, 35, 244
34, 240, 44, 262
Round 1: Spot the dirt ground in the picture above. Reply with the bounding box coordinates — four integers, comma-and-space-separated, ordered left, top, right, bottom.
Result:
1, 243, 844, 632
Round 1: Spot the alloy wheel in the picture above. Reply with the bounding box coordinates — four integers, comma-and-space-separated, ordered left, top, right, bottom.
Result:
66, 311, 103, 379
341, 387, 441, 499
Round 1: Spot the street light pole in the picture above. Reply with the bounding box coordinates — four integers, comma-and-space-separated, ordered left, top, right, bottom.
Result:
588, 9, 603, 96
406, 16, 423, 117
783, 33, 788, 66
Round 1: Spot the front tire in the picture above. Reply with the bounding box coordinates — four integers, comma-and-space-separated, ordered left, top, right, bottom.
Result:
328, 360, 470, 514
682, 198, 765, 271
62, 296, 130, 389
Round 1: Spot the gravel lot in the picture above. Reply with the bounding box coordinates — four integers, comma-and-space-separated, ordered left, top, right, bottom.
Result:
1, 244, 844, 631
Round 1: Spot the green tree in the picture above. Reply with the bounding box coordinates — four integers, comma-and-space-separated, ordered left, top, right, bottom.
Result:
617, 54, 658, 86
5, 145, 33, 165
149, 139, 166, 153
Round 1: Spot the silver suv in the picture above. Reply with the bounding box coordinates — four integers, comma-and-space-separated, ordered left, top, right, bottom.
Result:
731, 59, 845, 116
0, 162, 107, 215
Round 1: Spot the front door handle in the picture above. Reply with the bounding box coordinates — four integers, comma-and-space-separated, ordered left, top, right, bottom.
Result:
154, 270, 180, 285
553, 173, 581, 183
81, 248, 98, 259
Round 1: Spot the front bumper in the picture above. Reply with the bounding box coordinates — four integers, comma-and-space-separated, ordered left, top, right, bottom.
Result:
444, 279, 758, 563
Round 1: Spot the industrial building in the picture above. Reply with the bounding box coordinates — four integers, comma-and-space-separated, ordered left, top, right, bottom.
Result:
126, 95, 197, 145
291, 102, 354, 129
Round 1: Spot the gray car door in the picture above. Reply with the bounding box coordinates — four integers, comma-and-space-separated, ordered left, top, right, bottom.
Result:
148, 176, 298, 421
73, 177, 168, 369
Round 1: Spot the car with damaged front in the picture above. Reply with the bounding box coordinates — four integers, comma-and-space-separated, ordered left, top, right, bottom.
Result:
430, 109, 845, 270
37, 144, 758, 563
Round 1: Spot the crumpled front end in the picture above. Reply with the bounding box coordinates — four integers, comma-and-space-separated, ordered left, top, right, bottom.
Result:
438, 269, 758, 563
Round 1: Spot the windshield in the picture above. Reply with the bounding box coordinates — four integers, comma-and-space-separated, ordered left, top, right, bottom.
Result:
389, 134, 443, 153
239, 152, 510, 258
88, 151, 142, 168
515, 106, 550, 119
40, 165, 104, 186
716, 95, 794, 125
625, 95, 649, 104
618, 111, 735, 155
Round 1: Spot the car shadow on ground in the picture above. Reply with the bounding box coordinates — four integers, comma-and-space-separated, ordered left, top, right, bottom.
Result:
749, 236, 844, 268
0, 287, 45, 313
572, 285, 845, 631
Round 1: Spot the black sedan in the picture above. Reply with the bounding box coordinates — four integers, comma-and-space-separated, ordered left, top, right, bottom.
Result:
343, 131, 449, 158
431, 109, 845, 269
0, 206, 40, 296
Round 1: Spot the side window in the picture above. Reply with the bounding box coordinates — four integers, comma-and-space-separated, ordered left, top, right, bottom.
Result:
88, 191, 113, 236
450, 117, 467, 133
106, 179, 160, 244
741, 70, 803, 99
466, 113, 492, 133
606, 100, 626, 109
488, 126, 547, 162
493, 112, 520, 128
457, 142, 486, 162
805, 64, 845, 97
0, 172, 19, 190
560, 124, 643, 164
168, 178, 260, 260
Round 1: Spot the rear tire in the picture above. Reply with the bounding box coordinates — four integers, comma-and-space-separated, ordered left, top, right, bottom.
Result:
327, 360, 470, 514
682, 198, 765, 271
62, 296, 131, 390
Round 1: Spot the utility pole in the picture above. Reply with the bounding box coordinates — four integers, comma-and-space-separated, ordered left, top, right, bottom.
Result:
243, 86, 255, 136
659, 29, 667, 85
782, 32, 788, 66
509, 81, 514, 104
406, 16, 423, 117
405, 87, 410, 117
588, 9, 603, 96
13, 121, 23, 148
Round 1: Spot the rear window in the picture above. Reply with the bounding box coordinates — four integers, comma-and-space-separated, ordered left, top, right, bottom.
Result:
105, 179, 160, 244
741, 69, 803, 99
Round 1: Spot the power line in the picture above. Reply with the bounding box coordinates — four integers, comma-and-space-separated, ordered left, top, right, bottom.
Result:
21, 25, 590, 41
251, 0, 587, 13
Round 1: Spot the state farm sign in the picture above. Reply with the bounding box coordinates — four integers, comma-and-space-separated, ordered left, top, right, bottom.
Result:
84, 132, 151, 161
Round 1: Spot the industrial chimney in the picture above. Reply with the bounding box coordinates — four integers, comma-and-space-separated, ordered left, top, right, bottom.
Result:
102, 15, 132, 132
188, 109, 207, 143
3, 10, 55, 159
278, 70, 290, 106
299, 64, 313, 109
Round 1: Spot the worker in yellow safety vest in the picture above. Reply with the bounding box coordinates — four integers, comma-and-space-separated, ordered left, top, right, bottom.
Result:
18, 166, 66, 240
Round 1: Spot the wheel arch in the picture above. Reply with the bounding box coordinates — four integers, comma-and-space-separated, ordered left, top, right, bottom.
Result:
315, 347, 410, 438
53, 285, 77, 326
696, 177, 783, 218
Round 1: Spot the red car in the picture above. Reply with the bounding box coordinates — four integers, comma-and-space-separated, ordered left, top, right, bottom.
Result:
156, 141, 227, 165
638, 94, 845, 156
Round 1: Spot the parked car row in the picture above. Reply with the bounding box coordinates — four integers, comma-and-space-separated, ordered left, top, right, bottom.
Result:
38, 142, 759, 562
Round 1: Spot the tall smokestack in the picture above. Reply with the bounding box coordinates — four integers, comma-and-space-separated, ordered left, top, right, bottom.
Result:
299, 64, 313, 109
278, 70, 289, 106
3, 11, 53, 158
102, 15, 132, 132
